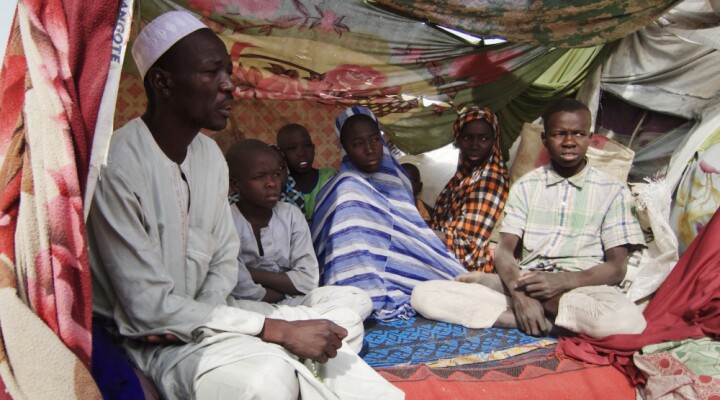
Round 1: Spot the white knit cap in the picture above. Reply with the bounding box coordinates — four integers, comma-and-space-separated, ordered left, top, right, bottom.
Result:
132, 10, 208, 79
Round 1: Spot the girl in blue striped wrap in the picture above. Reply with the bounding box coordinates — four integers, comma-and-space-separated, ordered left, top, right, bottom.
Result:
311, 106, 466, 320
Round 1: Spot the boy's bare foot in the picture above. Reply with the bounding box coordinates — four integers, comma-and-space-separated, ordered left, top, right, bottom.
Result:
455, 271, 488, 284
494, 310, 518, 329
456, 272, 507, 295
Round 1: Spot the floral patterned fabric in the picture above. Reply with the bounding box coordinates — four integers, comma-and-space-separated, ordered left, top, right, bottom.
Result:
642, 338, 720, 379
670, 129, 720, 253
374, 0, 681, 48
126, 0, 559, 156
635, 338, 720, 400
0, 0, 120, 397
116, 1, 632, 161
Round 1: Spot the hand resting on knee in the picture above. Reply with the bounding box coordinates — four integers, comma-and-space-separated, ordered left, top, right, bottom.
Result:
260, 318, 348, 363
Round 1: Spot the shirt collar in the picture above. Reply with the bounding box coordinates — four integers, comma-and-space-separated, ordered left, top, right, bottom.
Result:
545, 159, 590, 188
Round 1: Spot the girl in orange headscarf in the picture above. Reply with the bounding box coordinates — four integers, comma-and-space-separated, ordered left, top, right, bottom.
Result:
432, 107, 509, 272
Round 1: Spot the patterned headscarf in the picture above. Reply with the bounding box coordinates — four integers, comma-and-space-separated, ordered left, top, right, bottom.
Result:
453, 107, 500, 140
432, 107, 509, 272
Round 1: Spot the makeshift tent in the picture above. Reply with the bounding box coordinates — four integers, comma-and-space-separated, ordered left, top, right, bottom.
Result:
1, 0, 719, 399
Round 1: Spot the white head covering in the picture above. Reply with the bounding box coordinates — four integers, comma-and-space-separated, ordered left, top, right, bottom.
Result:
132, 10, 208, 79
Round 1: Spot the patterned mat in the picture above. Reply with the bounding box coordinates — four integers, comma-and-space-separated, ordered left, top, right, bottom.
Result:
361, 316, 556, 368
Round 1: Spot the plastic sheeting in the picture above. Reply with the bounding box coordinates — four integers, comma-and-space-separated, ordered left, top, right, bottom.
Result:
656, 0, 720, 50
579, 22, 719, 171
627, 122, 694, 182
591, 20, 720, 248
601, 26, 720, 120
623, 180, 679, 302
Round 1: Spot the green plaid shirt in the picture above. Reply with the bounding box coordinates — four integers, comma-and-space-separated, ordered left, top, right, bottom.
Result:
500, 164, 645, 272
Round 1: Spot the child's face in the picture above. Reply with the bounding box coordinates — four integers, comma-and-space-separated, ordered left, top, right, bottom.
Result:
234, 150, 284, 210
278, 128, 315, 175
456, 120, 494, 167
342, 118, 383, 174
542, 110, 592, 174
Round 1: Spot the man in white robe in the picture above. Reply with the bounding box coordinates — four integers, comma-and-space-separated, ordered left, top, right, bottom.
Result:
87, 10, 403, 400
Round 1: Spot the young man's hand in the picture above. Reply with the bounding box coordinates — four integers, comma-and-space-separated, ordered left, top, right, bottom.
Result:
511, 291, 551, 337
516, 272, 568, 300
260, 318, 348, 363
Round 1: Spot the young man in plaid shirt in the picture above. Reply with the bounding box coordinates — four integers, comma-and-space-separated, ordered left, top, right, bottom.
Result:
412, 98, 646, 338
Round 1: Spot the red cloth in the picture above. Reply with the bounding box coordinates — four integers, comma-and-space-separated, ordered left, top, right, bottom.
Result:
0, 13, 25, 275
557, 209, 720, 385
23, 0, 119, 196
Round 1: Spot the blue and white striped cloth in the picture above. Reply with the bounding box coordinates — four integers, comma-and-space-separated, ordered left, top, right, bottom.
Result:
311, 106, 466, 320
